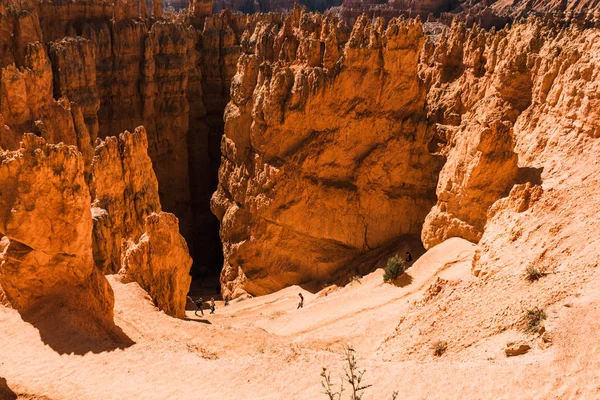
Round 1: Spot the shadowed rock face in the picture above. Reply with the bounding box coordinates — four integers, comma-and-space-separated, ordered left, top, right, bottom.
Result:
212, 9, 445, 297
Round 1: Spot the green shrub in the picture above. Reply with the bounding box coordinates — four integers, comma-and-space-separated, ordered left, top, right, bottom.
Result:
383, 255, 408, 282
524, 307, 547, 333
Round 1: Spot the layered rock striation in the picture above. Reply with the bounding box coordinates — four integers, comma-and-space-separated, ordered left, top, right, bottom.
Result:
212, 9, 445, 296
90, 127, 162, 274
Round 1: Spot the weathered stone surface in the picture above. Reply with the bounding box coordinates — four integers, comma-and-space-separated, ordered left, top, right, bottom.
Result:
421, 118, 519, 248
0, 114, 20, 150
420, 21, 538, 249
90, 127, 162, 274
212, 10, 444, 297
121, 212, 192, 318
141, 21, 196, 235
0, 1, 255, 281
505, 341, 531, 357
49, 36, 101, 141
0, 42, 52, 129
0, 3, 43, 69
0, 134, 115, 332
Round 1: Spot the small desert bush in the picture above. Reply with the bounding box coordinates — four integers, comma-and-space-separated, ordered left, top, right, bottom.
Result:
524, 307, 547, 333
321, 345, 397, 400
383, 255, 407, 282
432, 340, 448, 357
525, 266, 545, 282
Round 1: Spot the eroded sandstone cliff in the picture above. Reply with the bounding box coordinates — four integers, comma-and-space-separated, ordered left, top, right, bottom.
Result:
0, 1, 202, 318
212, 9, 445, 297
91, 127, 162, 274
0, 134, 116, 335
212, 8, 600, 300
0, 0, 228, 279
121, 212, 192, 318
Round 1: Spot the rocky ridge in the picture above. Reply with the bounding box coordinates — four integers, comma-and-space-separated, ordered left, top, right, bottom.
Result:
213, 7, 600, 303
212, 9, 445, 297
0, 0, 216, 319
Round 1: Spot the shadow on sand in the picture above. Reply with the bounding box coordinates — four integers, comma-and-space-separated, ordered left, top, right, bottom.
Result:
0, 377, 16, 400
391, 272, 414, 288
19, 304, 135, 356
183, 317, 212, 324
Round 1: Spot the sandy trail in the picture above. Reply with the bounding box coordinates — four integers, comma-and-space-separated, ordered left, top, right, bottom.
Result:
1, 238, 599, 399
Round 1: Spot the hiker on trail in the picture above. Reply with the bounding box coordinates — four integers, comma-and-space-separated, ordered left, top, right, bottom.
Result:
209, 298, 216, 314
297, 293, 304, 309
223, 295, 229, 306
195, 297, 204, 316
405, 251, 413, 264
187, 296, 204, 316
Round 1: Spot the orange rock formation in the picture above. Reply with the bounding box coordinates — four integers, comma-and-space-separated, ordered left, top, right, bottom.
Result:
0, 134, 115, 334
212, 8, 600, 299
121, 212, 192, 318
212, 9, 444, 297
91, 127, 161, 274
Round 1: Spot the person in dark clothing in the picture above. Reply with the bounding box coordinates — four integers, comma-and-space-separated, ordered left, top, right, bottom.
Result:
209, 298, 216, 314
187, 296, 204, 316
297, 293, 304, 309
223, 295, 229, 306
405, 251, 413, 264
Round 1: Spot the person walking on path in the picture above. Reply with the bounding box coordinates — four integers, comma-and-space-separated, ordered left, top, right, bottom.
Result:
297, 293, 304, 309
405, 251, 413, 265
209, 298, 216, 314
187, 296, 204, 316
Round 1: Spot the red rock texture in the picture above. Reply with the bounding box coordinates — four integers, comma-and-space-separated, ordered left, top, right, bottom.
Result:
0, 1, 245, 278
49, 36, 100, 141
212, 9, 444, 297
0, 134, 116, 334
121, 212, 192, 318
90, 127, 162, 274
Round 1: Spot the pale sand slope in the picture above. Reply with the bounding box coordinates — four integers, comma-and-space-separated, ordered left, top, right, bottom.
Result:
1, 238, 600, 399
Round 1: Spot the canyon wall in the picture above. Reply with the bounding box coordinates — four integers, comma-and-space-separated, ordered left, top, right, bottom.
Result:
91, 127, 192, 317
0, 1, 204, 317
0, 0, 229, 278
121, 212, 192, 318
383, 20, 600, 359
212, 9, 445, 297
3, 0, 600, 306
213, 8, 600, 299
91, 127, 162, 274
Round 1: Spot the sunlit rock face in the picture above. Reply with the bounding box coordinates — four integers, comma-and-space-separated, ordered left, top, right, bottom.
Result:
0, 134, 116, 334
212, 9, 444, 297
